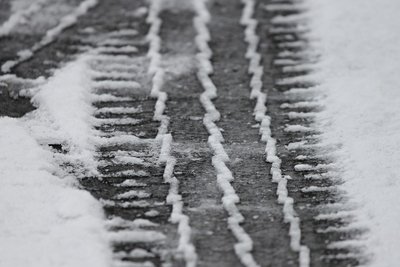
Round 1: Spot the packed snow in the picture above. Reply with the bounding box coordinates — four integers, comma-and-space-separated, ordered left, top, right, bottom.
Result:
0, 118, 111, 267
25, 55, 98, 176
306, 0, 400, 266
0, 55, 111, 266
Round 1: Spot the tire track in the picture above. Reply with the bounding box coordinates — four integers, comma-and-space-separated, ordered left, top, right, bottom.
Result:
200, 0, 307, 265
82, 27, 175, 267
0, 0, 49, 37
158, 4, 241, 267
193, 1, 260, 266
146, 1, 197, 265
1, 0, 98, 73
240, 0, 310, 266
1, 0, 149, 79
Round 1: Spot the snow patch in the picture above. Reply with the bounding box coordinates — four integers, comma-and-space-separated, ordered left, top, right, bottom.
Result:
0, 118, 111, 267
306, 0, 400, 265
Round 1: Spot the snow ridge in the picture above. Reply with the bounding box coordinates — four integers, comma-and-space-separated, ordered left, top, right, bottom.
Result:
240, 1, 310, 266
0, 0, 49, 37
146, 1, 197, 266
1, 0, 98, 73
193, 1, 260, 266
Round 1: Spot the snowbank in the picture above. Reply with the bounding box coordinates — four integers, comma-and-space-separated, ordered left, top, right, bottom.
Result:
25, 55, 98, 176
307, 0, 400, 266
0, 54, 111, 266
0, 118, 111, 267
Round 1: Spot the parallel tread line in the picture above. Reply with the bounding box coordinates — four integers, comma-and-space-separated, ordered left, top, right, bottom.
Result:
147, 1, 197, 266
240, 0, 310, 266
193, 1, 260, 267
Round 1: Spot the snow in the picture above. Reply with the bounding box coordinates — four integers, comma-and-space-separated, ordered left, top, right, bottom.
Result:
115, 190, 151, 200
1, 0, 98, 72
306, 0, 400, 265
106, 217, 158, 228
107, 230, 166, 243
145, 210, 160, 217
25, 55, 98, 176
0, 0, 48, 36
0, 118, 111, 267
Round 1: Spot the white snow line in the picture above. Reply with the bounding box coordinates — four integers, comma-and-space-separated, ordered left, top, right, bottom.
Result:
284, 124, 314, 133
264, 3, 308, 13
108, 229, 166, 243
115, 190, 151, 200
326, 240, 366, 250
96, 45, 139, 54
145, 210, 160, 217
116, 180, 147, 187
287, 111, 317, 119
303, 172, 338, 180
269, 25, 309, 35
100, 199, 152, 208
274, 58, 304, 66
294, 163, 335, 172
280, 101, 321, 109
90, 63, 141, 73
240, 1, 310, 266
314, 211, 356, 221
100, 39, 136, 46
92, 80, 141, 90
90, 55, 140, 65
93, 118, 141, 126
107, 29, 139, 38
316, 224, 366, 234
277, 50, 317, 60
91, 94, 132, 102
0, 0, 49, 37
90, 70, 138, 80
277, 41, 308, 49
146, 1, 197, 266
194, 1, 259, 266
1, 0, 98, 73
108, 155, 148, 166
282, 64, 314, 73
106, 217, 159, 229
276, 74, 315, 86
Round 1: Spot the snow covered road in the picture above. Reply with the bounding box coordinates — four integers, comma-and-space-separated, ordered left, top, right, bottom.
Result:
1, 0, 399, 266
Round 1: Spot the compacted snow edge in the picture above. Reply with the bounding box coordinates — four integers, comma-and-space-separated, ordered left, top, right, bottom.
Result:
0, 56, 112, 267
306, 0, 400, 266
